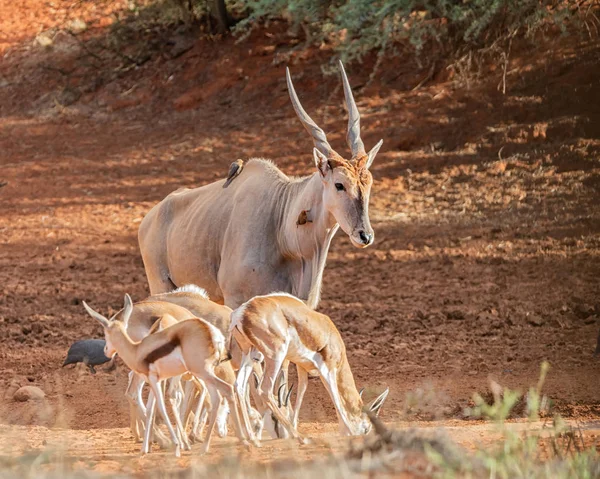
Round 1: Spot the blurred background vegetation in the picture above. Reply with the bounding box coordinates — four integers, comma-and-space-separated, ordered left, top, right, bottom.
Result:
166, 0, 585, 69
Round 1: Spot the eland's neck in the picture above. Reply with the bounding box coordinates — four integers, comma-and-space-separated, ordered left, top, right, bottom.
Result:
278, 172, 338, 309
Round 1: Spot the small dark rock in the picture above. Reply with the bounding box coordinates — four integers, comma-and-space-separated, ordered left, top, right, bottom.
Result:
445, 309, 465, 320
526, 313, 545, 327
574, 303, 594, 319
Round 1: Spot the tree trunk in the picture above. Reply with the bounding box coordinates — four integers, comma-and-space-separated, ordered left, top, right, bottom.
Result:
209, 0, 230, 33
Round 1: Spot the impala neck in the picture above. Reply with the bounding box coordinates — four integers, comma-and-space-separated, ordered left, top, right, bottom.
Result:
279, 172, 338, 309
108, 322, 139, 371
336, 355, 364, 430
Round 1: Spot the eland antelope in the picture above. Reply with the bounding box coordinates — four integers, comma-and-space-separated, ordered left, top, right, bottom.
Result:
138, 61, 383, 309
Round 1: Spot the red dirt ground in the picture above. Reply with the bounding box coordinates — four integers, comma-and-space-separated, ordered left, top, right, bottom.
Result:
0, 0, 599, 472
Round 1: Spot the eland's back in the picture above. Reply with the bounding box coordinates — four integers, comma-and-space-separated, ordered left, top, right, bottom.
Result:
139, 159, 292, 305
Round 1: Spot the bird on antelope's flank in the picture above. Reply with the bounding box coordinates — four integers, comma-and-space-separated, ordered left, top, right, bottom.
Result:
297, 209, 312, 226
63, 339, 113, 374
223, 159, 244, 188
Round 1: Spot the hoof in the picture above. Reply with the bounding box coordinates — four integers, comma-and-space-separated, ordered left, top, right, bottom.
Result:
155, 437, 172, 449
298, 436, 310, 445
252, 439, 261, 448
174, 445, 181, 458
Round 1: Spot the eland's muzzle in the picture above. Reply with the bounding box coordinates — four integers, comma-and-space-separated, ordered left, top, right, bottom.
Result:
358, 230, 373, 245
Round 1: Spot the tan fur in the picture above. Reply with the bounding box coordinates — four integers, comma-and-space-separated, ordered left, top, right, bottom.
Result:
145, 291, 231, 335
84, 294, 258, 455
92, 309, 253, 456
231, 294, 386, 437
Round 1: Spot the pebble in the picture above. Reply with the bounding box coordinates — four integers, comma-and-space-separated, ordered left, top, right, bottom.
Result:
13, 386, 45, 402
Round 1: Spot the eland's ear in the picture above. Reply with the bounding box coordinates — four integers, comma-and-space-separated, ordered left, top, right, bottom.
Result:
366, 139, 383, 169
313, 148, 331, 178
122, 294, 134, 327
367, 387, 389, 417
82, 301, 110, 329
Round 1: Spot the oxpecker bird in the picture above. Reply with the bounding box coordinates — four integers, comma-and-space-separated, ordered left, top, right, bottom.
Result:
223, 159, 244, 188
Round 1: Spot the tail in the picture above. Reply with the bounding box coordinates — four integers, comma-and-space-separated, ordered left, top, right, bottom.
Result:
219, 348, 232, 364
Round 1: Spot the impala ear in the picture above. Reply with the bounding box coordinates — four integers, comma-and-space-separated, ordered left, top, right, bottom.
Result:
367, 387, 389, 416
313, 148, 331, 177
366, 139, 383, 169
82, 301, 110, 329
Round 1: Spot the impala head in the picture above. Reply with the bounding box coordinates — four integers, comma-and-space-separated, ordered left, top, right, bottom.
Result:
351, 387, 389, 435
287, 61, 383, 248
82, 294, 134, 358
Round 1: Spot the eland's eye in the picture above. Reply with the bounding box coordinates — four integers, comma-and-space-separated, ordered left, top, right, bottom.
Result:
335, 183, 345, 191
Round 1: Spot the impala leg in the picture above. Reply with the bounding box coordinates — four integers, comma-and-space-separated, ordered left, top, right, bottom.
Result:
180, 379, 197, 431
126, 371, 143, 442
261, 356, 305, 443
168, 377, 191, 451
198, 385, 221, 455
142, 391, 156, 455
190, 379, 208, 443
150, 383, 172, 449
129, 372, 171, 448
246, 385, 263, 439
234, 351, 257, 443
293, 365, 308, 428
207, 374, 253, 448
148, 374, 181, 457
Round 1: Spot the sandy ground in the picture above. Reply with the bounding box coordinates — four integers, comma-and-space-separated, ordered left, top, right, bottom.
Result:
0, 419, 598, 476
0, 0, 599, 474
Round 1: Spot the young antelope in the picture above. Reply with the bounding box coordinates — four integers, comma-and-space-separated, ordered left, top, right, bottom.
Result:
230, 293, 389, 442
